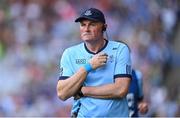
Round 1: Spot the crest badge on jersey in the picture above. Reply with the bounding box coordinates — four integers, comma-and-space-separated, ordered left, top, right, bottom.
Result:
108, 55, 114, 63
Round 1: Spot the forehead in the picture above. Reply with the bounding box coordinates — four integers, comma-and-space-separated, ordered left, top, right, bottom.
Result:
80, 19, 103, 25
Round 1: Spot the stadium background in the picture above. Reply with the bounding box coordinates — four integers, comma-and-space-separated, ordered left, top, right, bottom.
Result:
0, 0, 179, 117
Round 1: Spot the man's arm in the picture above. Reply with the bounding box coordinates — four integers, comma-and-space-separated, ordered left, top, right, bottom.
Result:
81, 77, 131, 99
57, 67, 88, 101
81, 44, 132, 99
135, 70, 148, 114
138, 100, 148, 114
57, 52, 108, 101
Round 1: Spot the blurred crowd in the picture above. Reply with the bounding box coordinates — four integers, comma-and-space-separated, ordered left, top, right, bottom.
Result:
0, 0, 179, 117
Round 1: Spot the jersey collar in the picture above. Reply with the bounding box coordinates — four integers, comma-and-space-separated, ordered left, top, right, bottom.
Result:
84, 39, 108, 54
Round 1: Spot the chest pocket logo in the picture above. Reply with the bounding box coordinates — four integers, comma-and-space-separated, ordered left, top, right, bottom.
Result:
76, 59, 86, 64
108, 55, 114, 63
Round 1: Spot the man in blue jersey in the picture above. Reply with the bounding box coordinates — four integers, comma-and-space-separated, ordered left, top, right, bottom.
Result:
57, 8, 132, 117
71, 69, 148, 117
127, 69, 148, 117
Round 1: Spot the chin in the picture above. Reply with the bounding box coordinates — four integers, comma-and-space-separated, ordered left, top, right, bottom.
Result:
81, 37, 93, 41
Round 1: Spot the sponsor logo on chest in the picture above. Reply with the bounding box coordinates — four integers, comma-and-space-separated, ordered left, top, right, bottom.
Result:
76, 59, 87, 64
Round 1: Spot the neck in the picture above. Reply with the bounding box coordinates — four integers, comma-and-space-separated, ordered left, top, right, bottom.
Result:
85, 38, 106, 53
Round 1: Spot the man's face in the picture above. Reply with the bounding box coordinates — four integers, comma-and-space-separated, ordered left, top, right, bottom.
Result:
80, 20, 104, 42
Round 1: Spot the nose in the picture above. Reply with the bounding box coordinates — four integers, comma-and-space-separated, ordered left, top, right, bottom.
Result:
84, 25, 90, 32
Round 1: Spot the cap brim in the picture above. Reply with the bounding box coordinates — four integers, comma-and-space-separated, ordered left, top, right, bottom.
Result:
75, 16, 100, 22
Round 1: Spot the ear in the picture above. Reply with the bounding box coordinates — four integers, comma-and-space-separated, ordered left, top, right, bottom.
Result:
102, 24, 107, 32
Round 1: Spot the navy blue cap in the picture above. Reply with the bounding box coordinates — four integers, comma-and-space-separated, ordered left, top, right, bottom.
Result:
75, 8, 106, 23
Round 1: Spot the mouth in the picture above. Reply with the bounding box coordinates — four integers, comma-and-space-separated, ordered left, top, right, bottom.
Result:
82, 33, 91, 36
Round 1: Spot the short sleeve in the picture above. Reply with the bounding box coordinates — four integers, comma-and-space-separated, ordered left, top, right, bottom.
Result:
114, 45, 132, 79
59, 49, 73, 80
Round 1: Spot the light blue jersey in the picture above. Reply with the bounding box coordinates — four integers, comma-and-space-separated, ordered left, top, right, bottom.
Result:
59, 40, 131, 117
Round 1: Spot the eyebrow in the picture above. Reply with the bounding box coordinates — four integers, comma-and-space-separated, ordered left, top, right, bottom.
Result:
80, 21, 99, 25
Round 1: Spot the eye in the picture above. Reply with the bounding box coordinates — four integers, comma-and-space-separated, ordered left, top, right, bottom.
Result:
90, 23, 96, 26
80, 23, 86, 27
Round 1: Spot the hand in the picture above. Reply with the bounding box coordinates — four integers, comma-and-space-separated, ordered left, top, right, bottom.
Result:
73, 93, 81, 100
89, 52, 108, 70
138, 101, 148, 114
73, 86, 84, 100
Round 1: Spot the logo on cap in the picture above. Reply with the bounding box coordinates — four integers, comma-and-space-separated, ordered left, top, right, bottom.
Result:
84, 10, 92, 16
